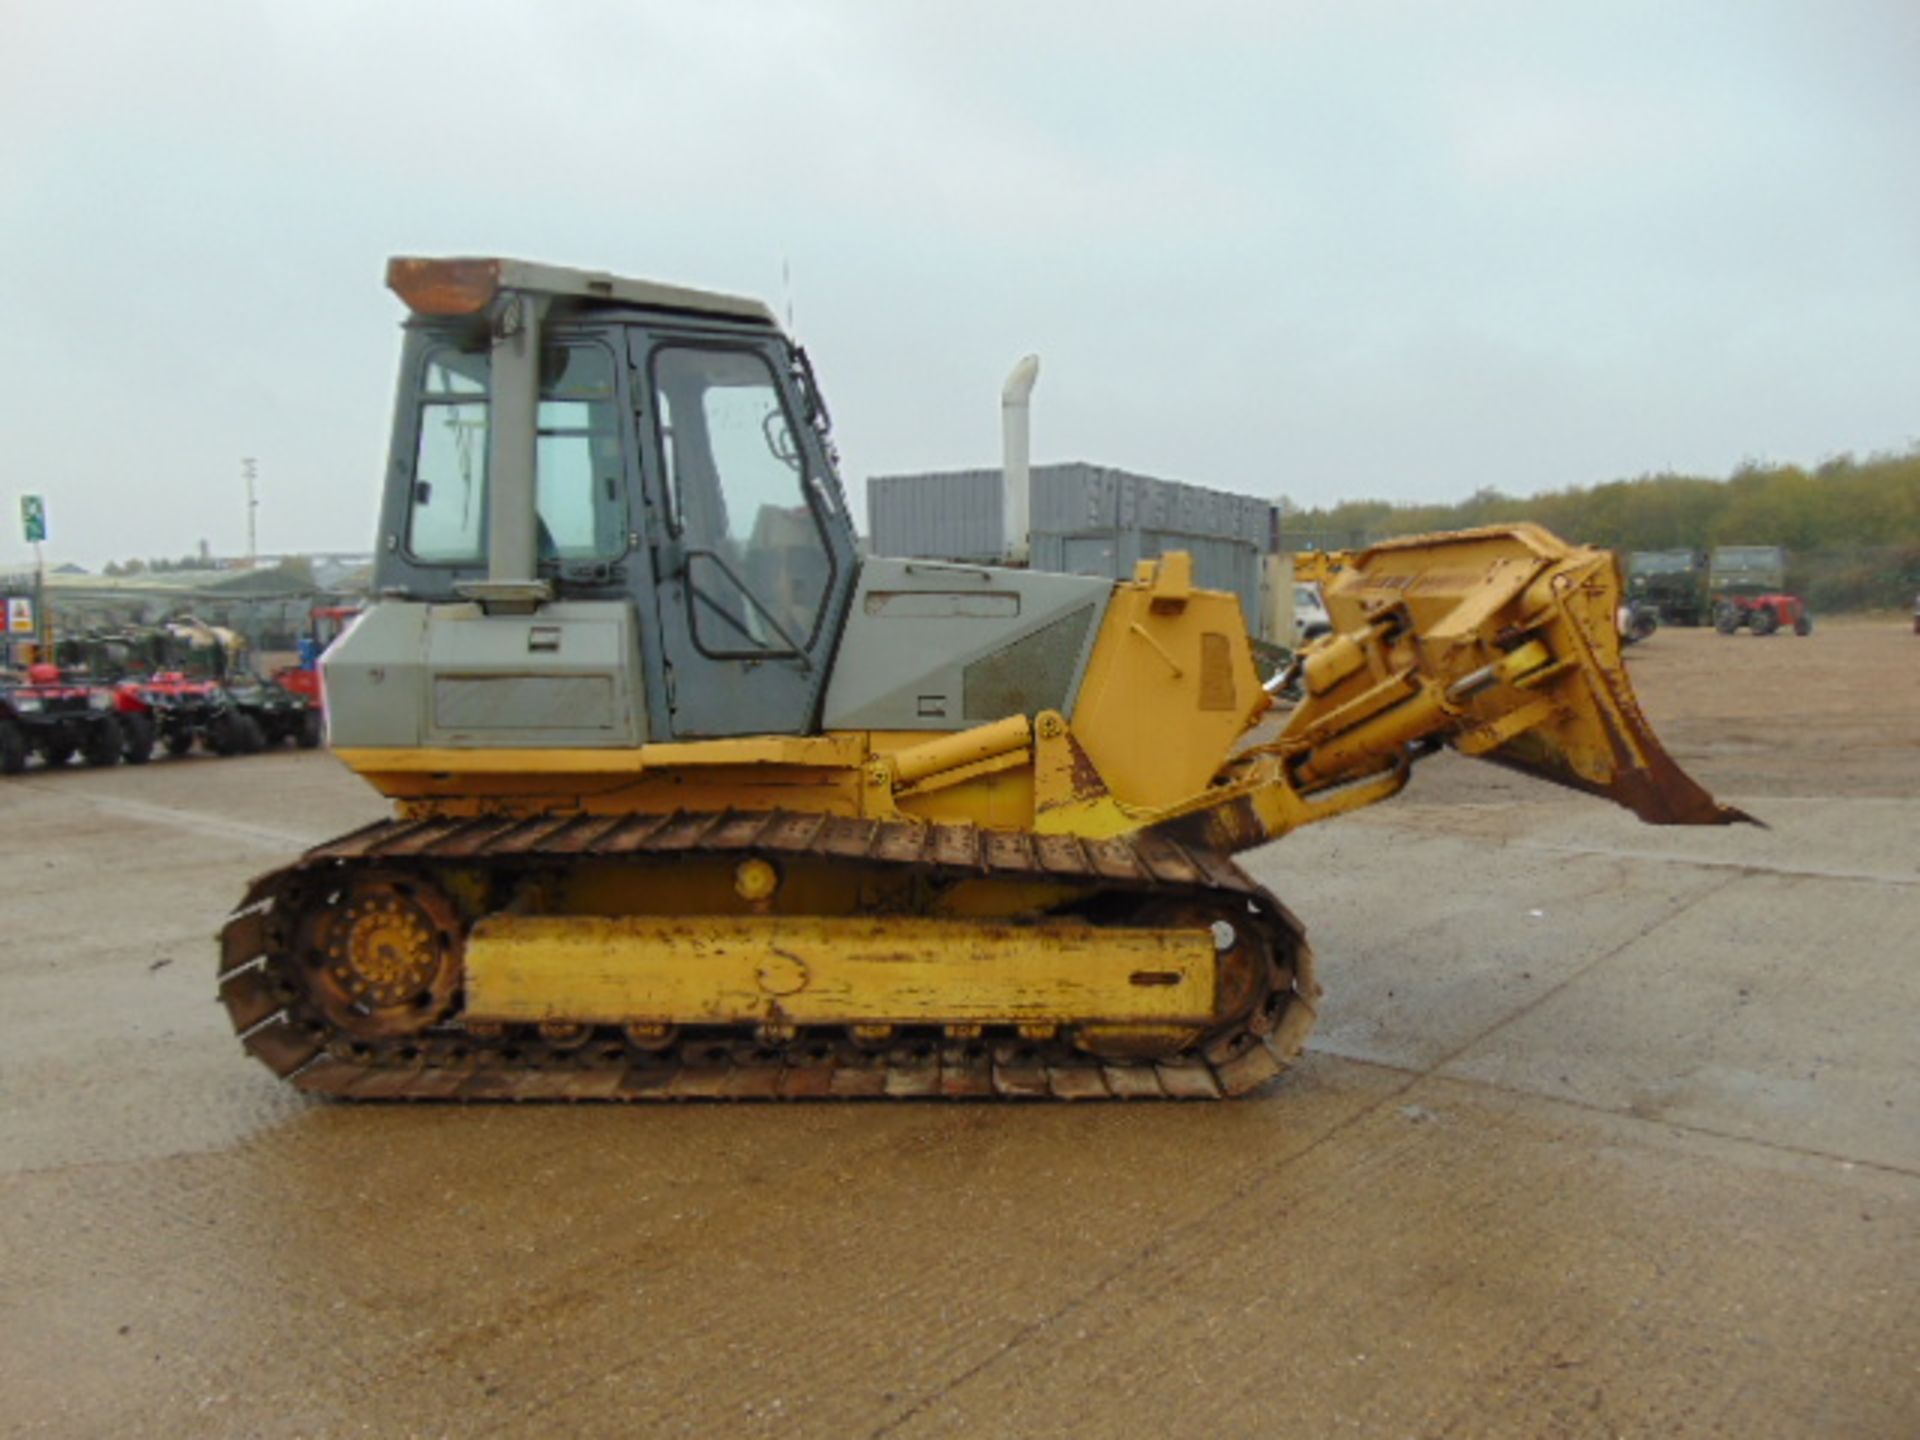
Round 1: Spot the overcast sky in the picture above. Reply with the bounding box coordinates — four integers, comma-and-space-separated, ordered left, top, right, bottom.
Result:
2, 0, 1915, 570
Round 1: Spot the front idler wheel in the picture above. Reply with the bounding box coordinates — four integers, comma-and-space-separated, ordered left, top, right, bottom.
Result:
294, 871, 466, 1039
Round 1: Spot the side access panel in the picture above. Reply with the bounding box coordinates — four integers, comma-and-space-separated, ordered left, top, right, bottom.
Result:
323, 600, 648, 748
822, 559, 1111, 731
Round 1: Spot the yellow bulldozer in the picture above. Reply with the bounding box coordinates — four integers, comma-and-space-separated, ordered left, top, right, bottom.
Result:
218, 257, 1747, 1101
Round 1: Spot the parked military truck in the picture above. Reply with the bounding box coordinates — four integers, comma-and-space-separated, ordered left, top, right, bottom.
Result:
1709, 546, 1811, 636
1627, 549, 1709, 627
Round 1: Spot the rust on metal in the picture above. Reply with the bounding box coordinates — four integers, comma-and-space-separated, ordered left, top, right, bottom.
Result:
385, 256, 503, 316
217, 963, 282, 1034
242, 1016, 323, 1078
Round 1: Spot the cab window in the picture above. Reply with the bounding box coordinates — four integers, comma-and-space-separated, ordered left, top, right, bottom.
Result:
408, 349, 489, 563
652, 346, 832, 655
406, 341, 626, 565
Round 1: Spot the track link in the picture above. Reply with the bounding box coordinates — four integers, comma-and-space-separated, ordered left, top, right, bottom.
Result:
218, 809, 1320, 1101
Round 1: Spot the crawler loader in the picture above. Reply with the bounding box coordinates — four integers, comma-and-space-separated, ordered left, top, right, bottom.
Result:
218, 257, 1748, 1101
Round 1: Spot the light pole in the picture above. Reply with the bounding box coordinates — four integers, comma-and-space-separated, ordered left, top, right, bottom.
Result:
243, 457, 259, 567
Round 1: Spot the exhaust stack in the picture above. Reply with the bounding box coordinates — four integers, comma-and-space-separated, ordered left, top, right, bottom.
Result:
1001, 354, 1040, 564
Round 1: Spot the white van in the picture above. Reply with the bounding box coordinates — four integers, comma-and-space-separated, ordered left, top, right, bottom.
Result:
1293, 583, 1331, 644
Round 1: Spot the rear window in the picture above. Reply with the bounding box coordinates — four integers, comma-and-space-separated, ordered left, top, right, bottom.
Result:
406, 342, 627, 565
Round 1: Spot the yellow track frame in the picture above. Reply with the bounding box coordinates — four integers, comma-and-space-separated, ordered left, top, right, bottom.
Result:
462, 914, 1217, 1027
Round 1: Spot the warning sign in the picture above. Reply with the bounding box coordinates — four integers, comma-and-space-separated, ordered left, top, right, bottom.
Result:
6, 596, 32, 634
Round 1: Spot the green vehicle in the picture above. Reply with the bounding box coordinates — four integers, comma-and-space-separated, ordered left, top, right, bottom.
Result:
1627, 549, 1709, 627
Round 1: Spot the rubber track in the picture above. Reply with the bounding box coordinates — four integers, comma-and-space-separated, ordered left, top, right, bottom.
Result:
217, 809, 1321, 1101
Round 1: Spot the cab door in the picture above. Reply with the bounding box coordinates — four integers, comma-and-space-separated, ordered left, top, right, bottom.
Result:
631, 333, 856, 738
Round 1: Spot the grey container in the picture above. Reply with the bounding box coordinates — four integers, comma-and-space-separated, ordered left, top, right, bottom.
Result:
868, 468, 1007, 563
869, 463, 1273, 631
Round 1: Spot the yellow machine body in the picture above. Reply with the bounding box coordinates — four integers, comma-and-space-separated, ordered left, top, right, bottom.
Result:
333, 523, 1738, 842
269, 521, 1744, 1092
219, 258, 1744, 1101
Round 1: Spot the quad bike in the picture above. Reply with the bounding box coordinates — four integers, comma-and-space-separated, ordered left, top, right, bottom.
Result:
55, 632, 165, 764
0, 662, 124, 774
238, 678, 324, 748
144, 673, 268, 755
173, 621, 322, 749
217, 257, 1750, 1102
130, 621, 322, 755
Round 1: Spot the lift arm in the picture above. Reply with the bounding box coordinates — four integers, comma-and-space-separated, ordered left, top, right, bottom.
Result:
1151, 524, 1754, 855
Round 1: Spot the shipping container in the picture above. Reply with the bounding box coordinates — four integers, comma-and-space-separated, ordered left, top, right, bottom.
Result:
868, 463, 1273, 633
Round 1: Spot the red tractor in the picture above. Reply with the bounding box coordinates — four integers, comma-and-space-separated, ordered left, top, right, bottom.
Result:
1713, 591, 1812, 636
1709, 545, 1812, 636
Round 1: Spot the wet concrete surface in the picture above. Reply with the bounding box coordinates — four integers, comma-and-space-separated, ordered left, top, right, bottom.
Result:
1, 621, 1915, 1436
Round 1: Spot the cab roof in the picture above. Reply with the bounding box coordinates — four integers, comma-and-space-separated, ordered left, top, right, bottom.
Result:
387, 256, 777, 327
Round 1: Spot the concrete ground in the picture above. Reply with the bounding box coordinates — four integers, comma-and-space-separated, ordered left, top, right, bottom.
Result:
0, 620, 1915, 1438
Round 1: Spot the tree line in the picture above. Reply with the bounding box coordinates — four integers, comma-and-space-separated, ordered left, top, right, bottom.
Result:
1277, 448, 1920, 611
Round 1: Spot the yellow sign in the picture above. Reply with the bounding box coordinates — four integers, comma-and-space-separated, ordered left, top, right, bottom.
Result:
5, 596, 32, 635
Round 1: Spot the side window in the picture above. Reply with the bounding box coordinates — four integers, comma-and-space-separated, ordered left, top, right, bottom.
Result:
408, 350, 489, 563
536, 345, 624, 560
406, 340, 627, 566
653, 346, 832, 654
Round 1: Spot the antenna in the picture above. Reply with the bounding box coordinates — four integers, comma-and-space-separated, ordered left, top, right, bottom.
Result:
781, 255, 795, 333
242, 457, 258, 566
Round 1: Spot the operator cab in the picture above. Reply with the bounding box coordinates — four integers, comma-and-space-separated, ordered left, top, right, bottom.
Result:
354, 258, 859, 743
